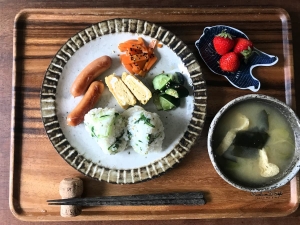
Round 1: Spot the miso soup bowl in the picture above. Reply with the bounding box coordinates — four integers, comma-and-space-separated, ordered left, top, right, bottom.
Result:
207, 94, 300, 192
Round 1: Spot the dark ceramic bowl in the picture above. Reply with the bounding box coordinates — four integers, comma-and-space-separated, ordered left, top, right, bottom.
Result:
195, 25, 278, 92
207, 94, 300, 192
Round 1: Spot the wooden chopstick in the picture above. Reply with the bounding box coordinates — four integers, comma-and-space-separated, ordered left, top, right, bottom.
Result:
47, 191, 205, 206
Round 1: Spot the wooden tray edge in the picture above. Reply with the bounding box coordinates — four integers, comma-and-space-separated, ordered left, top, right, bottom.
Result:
9, 9, 24, 221
8, 7, 299, 221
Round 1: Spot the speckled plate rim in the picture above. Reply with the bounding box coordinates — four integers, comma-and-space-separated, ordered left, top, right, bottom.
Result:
40, 18, 207, 184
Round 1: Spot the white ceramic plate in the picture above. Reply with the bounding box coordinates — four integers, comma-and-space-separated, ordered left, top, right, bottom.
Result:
40, 18, 206, 184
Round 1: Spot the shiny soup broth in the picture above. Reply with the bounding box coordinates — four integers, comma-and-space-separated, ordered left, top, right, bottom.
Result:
212, 100, 295, 187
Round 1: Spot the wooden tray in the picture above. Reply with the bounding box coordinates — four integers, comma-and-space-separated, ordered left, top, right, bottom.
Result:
10, 7, 299, 221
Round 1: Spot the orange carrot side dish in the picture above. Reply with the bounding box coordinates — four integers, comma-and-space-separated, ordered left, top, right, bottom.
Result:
118, 37, 161, 77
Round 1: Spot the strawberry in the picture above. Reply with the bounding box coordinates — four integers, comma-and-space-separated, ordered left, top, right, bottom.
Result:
219, 52, 240, 72
233, 37, 254, 61
212, 30, 235, 55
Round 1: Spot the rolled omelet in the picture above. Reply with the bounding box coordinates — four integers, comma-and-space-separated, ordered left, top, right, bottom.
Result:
105, 74, 137, 109
121, 72, 152, 105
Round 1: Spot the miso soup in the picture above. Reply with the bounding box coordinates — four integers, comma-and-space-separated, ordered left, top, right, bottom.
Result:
212, 100, 295, 187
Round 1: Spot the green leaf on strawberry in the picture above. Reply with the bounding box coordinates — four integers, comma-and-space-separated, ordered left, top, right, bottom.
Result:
233, 37, 255, 63
212, 30, 235, 55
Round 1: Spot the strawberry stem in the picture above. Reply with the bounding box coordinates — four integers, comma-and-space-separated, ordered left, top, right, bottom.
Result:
242, 48, 259, 63
217, 30, 234, 40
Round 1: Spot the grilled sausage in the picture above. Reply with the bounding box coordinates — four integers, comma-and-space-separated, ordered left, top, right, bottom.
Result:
71, 55, 112, 97
67, 81, 105, 126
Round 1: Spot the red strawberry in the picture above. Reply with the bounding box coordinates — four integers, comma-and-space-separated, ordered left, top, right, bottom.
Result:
233, 37, 253, 61
219, 52, 240, 72
212, 30, 235, 55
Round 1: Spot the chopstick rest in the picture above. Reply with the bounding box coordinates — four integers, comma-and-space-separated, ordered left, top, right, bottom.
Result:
59, 178, 83, 217
48, 191, 205, 206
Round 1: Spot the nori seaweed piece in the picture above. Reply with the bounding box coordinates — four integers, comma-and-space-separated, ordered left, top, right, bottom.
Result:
257, 110, 269, 132
231, 146, 259, 158
233, 130, 269, 149
223, 145, 259, 161
223, 145, 238, 162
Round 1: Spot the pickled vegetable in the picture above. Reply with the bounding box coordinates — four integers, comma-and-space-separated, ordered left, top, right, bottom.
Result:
152, 72, 189, 111
159, 94, 180, 110
171, 72, 185, 84
153, 74, 171, 91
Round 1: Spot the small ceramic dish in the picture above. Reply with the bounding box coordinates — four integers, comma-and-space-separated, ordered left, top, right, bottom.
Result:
207, 94, 300, 192
195, 25, 278, 92
40, 18, 207, 184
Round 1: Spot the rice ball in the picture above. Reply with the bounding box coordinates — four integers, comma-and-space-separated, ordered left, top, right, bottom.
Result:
124, 106, 165, 155
84, 108, 127, 154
